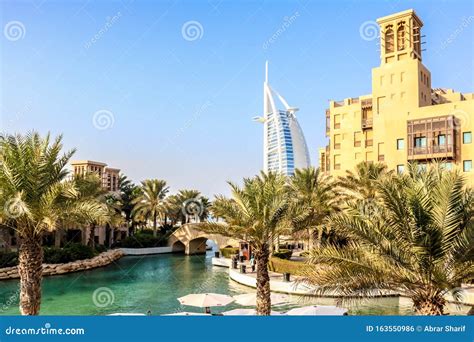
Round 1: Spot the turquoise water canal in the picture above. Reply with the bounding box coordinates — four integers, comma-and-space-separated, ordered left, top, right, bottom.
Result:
0, 252, 469, 315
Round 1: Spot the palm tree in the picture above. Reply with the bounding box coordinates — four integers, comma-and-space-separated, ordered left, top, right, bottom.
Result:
197, 172, 288, 315
132, 179, 169, 237
303, 165, 474, 315
0, 132, 102, 315
337, 162, 390, 201
288, 167, 336, 249
74, 173, 108, 248
118, 174, 141, 235
165, 190, 210, 225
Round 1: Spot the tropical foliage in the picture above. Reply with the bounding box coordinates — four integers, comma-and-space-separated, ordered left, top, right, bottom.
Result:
0, 132, 104, 315
302, 163, 474, 315
288, 167, 336, 248
166, 189, 210, 225
197, 172, 289, 315
132, 179, 169, 237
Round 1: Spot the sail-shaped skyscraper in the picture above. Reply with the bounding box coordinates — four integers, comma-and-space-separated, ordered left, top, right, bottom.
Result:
254, 62, 311, 176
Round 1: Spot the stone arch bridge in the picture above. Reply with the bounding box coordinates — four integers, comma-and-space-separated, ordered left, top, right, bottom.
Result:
168, 224, 239, 255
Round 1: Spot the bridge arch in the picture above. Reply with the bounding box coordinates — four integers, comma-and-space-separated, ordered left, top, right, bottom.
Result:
168, 224, 239, 255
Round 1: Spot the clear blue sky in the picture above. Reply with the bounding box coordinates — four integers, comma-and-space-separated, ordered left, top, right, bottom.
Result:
1, 0, 473, 196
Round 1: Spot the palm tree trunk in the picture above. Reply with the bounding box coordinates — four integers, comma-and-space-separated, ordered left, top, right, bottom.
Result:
255, 243, 271, 315
413, 296, 446, 315
88, 224, 96, 249
18, 233, 43, 315
54, 228, 62, 248
153, 214, 157, 237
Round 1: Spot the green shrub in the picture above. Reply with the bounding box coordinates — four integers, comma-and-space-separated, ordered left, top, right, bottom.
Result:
268, 257, 312, 276
116, 233, 168, 248
1, 244, 100, 268
0, 251, 18, 268
44, 244, 95, 264
273, 248, 293, 260
220, 247, 239, 258
94, 245, 108, 254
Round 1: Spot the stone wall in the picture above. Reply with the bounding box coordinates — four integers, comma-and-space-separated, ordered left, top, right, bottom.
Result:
0, 249, 124, 280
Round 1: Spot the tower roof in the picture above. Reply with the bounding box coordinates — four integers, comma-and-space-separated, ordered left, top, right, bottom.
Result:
376, 9, 423, 27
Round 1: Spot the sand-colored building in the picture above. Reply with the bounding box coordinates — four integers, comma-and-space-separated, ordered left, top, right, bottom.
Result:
71, 160, 120, 192
319, 9, 473, 185
70, 160, 126, 245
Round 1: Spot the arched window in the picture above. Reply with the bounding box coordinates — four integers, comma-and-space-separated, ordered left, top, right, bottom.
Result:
397, 22, 405, 50
385, 26, 394, 53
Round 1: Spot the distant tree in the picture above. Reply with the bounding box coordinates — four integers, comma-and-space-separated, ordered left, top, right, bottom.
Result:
132, 179, 169, 237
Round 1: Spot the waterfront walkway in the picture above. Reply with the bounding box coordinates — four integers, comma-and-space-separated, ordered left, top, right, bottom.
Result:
212, 257, 474, 305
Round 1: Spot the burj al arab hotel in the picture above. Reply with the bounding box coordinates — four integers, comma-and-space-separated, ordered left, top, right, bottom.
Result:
254, 62, 311, 176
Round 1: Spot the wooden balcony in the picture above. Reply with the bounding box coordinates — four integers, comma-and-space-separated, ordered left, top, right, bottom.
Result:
362, 117, 373, 129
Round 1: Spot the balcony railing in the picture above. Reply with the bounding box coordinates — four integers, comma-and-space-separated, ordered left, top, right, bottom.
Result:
408, 144, 455, 159
354, 141, 361, 147
334, 143, 341, 150
365, 139, 373, 147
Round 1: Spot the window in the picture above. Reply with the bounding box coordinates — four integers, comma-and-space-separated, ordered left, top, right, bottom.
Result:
463, 132, 472, 144
385, 26, 394, 53
334, 114, 341, 129
413, 27, 420, 55
354, 131, 362, 147
464, 160, 472, 172
396, 139, 404, 150
334, 155, 341, 170
396, 165, 404, 174
334, 134, 341, 150
417, 164, 427, 172
414, 137, 427, 148
437, 134, 446, 146
397, 22, 405, 50
441, 162, 452, 171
